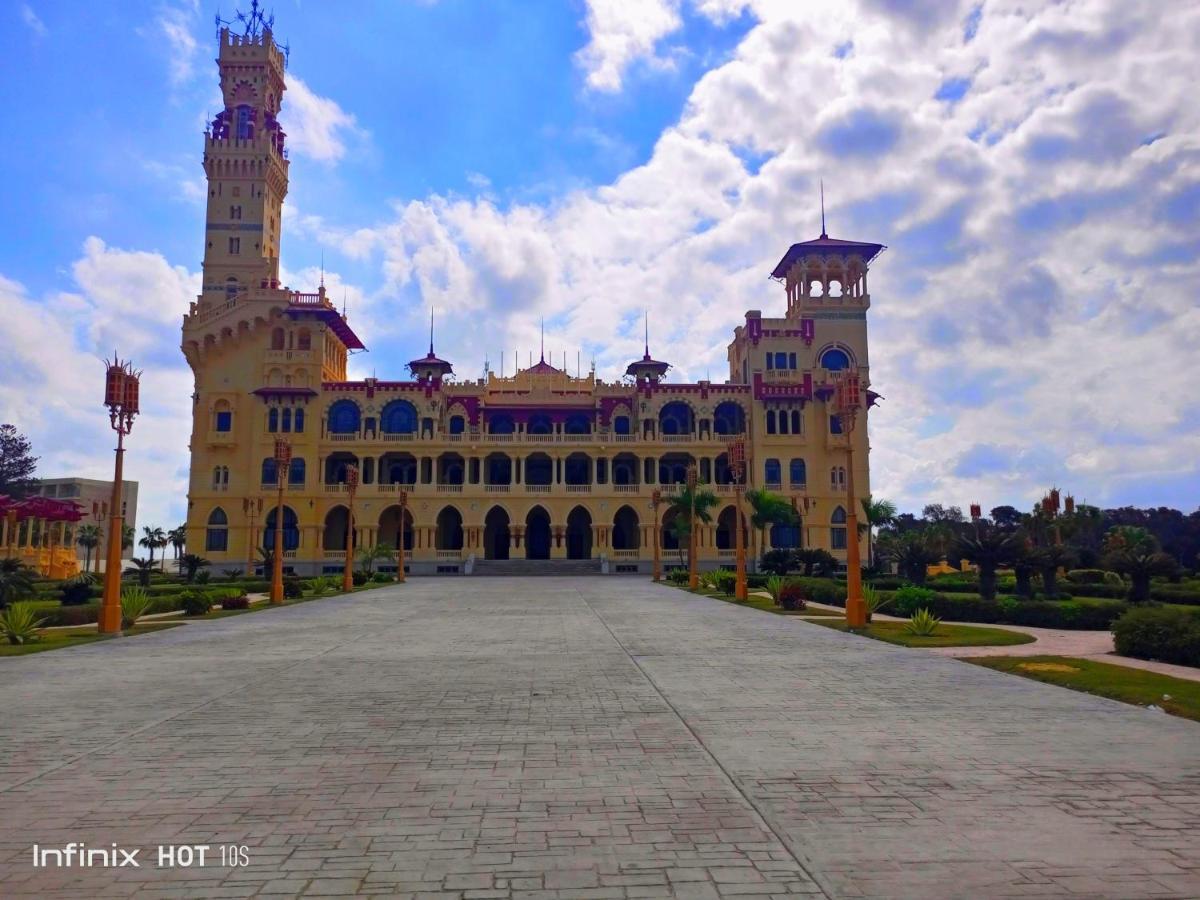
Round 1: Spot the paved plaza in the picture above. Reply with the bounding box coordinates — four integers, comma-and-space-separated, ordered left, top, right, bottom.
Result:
1, 578, 1198, 899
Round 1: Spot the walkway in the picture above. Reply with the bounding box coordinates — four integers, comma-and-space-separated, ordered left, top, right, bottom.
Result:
1, 578, 1198, 898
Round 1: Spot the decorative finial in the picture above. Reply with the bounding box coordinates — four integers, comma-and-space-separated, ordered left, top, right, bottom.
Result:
341, 289, 346, 318
540, 317, 545, 363
429, 307, 435, 356
319, 251, 325, 288
644, 310, 650, 358
820, 178, 827, 239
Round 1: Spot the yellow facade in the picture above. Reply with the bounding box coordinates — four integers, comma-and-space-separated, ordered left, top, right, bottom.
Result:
182, 26, 880, 575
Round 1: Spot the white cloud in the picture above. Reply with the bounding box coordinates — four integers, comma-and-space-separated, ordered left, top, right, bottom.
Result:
576, 0, 685, 91
280, 76, 365, 164
157, 5, 199, 85
20, 3, 47, 37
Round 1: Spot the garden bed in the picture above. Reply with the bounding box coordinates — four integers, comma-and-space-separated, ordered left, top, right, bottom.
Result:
810, 619, 1035, 648
0, 623, 182, 657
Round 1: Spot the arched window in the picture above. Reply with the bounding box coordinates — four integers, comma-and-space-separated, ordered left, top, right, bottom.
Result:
831, 466, 846, 490
381, 400, 418, 434
270, 327, 285, 350
528, 414, 553, 435
297, 329, 312, 350
261, 458, 278, 485
789, 459, 806, 487
831, 506, 848, 550
564, 413, 591, 435
766, 410, 776, 434
613, 415, 630, 435
658, 402, 693, 436
263, 506, 300, 552
449, 415, 465, 435
288, 458, 305, 486
294, 408, 305, 433
268, 408, 279, 432
820, 347, 851, 371
206, 508, 228, 552
489, 414, 515, 435
765, 459, 781, 486
791, 410, 801, 434
713, 402, 744, 435
328, 400, 360, 434
281, 408, 292, 432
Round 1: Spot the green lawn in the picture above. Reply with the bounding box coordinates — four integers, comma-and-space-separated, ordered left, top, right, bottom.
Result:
675, 586, 844, 617
810, 618, 1036, 648
968, 655, 1200, 722
0, 623, 182, 657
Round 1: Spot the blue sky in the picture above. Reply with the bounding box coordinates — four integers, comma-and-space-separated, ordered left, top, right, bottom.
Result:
1, 0, 1198, 527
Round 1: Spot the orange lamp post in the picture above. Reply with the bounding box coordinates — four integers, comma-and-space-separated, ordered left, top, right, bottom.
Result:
728, 437, 748, 601
686, 465, 699, 589
243, 496, 264, 577
269, 437, 291, 604
395, 489, 408, 583
833, 370, 866, 627
342, 465, 359, 593
99, 357, 140, 635
651, 488, 662, 582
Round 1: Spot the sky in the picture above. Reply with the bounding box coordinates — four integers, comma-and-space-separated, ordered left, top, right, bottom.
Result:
1, 0, 1198, 530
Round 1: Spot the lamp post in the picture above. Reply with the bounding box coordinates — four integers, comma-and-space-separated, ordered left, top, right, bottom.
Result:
99, 357, 140, 635
395, 489, 408, 583
342, 465, 359, 593
243, 496, 263, 577
651, 489, 662, 582
728, 437, 748, 601
833, 370, 866, 627
269, 437, 291, 604
686, 465, 699, 589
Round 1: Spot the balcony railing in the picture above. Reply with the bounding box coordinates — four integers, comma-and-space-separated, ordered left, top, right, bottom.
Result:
613, 484, 641, 493
437, 483, 464, 492
436, 549, 461, 560
565, 484, 591, 493
323, 550, 346, 560
485, 484, 511, 493
612, 549, 639, 559
524, 484, 551, 493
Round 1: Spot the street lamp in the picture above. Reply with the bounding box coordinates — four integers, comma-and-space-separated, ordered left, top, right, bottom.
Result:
342, 465, 359, 593
395, 489, 408, 583
269, 437, 292, 604
99, 357, 140, 635
243, 496, 264, 577
832, 370, 866, 627
651, 489, 662, 582
728, 437, 748, 601
686, 465, 699, 589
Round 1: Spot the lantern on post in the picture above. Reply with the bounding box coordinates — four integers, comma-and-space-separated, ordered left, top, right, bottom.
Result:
395, 488, 408, 583
269, 437, 292, 604
342, 465, 360, 593
99, 357, 140, 635
686, 465, 699, 589
726, 437, 748, 601
243, 496, 264, 576
830, 369, 867, 627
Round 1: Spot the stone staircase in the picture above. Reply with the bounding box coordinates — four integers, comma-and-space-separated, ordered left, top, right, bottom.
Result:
470, 558, 603, 576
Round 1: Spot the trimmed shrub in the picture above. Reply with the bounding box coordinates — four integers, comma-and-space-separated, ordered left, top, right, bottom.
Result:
351, 571, 368, 587
60, 580, 97, 606
746, 573, 769, 589
790, 577, 844, 605
1066, 568, 1123, 585
283, 576, 305, 599
778, 583, 807, 611
892, 586, 939, 616
712, 569, 737, 596
1112, 606, 1200, 667
666, 568, 688, 585
760, 550, 793, 576
864, 576, 906, 591
38, 604, 100, 627
221, 595, 250, 611
180, 590, 213, 617
371, 572, 391, 583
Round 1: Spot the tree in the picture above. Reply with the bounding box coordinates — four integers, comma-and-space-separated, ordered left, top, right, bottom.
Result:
124, 557, 156, 588
0, 558, 36, 608
922, 504, 964, 525
989, 506, 1023, 530
168, 525, 187, 563
356, 543, 393, 576
745, 489, 796, 564
0, 424, 38, 498
860, 495, 897, 566
954, 525, 1017, 602
1102, 526, 1178, 603
122, 524, 135, 552
179, 553, 211, 583
139, 526, 166, 573
76, 524, 101, 574
877, 530, 944, 585
1030, 544, 1075, 596
793, 548, 838, 578
665, 484, 720, 569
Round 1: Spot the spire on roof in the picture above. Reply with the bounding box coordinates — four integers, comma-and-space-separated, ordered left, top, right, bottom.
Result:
539, 316, 545, 363
820, 178, 827, 239
429, 306, 435, 355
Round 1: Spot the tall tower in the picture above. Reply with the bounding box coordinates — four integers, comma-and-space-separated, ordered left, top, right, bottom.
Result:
199, 7, 289, 310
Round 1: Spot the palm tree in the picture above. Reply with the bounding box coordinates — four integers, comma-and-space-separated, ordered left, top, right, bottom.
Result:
745, 488, 797, 568
665, 483, 720, 570
954, 525, 1017, 601
179, 553, 211, 583
168, 525, 187, 565
0, 558, 36, 608
1102, 526, 1178, 603
876, 530, 944, 585
1030, 544, 1075, 596
121, 524, 135, 552
139, 526, 166, 573
860, 495, 897, 567
76, 524, 101, 574
356, 543, 394, 576
125, 557, 156, 588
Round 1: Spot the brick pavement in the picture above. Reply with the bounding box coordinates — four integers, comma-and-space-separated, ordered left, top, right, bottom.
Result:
0, 578, 1197, 898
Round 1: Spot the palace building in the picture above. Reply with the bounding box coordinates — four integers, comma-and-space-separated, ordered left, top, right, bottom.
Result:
182, 20, 882, 576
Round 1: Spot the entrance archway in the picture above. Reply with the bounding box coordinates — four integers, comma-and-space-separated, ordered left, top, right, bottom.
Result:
525, 506, 551, 560
612, 505, 640, 551
378, 505, 413, 552
435, 506, 464, 550
566, 506, 592, 560
484, 506, 511, 560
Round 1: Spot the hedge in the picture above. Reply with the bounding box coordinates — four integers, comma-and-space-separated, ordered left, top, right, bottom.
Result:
1112, 606, 1200, 667
36, 586, 247, 627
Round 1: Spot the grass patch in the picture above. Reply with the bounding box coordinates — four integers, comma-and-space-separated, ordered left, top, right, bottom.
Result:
809, 619, 1035, 648
0, 623, 182, 657
967, 655, 1200, 723
675, 586, 843, 617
